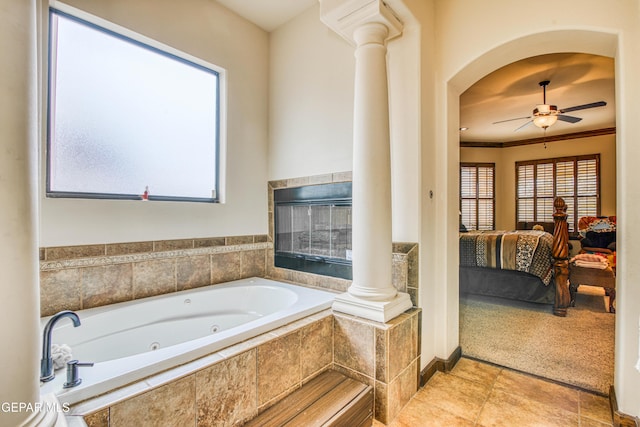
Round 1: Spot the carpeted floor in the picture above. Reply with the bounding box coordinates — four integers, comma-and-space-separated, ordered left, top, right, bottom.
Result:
459, 285, 615, 395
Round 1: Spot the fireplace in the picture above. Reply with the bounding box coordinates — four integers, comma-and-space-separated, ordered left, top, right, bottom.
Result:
274, 182, 352, 279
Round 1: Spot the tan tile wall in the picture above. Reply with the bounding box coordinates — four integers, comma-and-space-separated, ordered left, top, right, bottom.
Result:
39, 235, 269, 317
333, 309, 421, 424
76, 309, 419, 426
75, 312, 334, 427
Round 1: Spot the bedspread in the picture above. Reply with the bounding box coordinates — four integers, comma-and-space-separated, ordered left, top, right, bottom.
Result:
460, 230, 554, 285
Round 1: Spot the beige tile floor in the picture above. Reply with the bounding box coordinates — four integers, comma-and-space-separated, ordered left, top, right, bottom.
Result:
374, 357, 612, 427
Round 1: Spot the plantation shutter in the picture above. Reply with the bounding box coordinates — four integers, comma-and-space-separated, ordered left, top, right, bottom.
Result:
460, 163, 495, 230
515, 155, 600, 232
517, 164, 534, 222
536, 163, 554, 223
460, 165, 477, 230
477, 166, 494, 230
577, 158, 598, 219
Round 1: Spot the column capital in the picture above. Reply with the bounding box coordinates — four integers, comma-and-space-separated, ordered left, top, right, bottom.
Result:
353, 22, 388, 47
320, 0, 403, 46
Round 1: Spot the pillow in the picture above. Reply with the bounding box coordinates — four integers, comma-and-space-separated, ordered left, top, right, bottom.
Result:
582, 230, 616, 249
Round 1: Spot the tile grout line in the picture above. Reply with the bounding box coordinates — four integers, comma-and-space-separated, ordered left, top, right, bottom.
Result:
472, 366, 502, 426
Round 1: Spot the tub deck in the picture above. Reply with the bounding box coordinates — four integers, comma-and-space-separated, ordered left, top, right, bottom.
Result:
40, 277, 336, 405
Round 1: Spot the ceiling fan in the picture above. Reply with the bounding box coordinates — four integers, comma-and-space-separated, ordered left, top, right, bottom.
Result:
493, 80, 607, 131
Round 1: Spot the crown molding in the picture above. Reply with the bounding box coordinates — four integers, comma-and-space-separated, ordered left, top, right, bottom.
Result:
460, 127, 616, 148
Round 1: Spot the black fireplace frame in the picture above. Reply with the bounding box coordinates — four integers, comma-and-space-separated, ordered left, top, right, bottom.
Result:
273, 182, 352, 280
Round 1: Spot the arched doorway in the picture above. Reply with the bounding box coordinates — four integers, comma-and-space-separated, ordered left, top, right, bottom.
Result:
445, 29, 619, 389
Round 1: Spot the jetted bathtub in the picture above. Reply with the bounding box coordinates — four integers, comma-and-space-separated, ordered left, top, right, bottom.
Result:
39, 277, 336, 404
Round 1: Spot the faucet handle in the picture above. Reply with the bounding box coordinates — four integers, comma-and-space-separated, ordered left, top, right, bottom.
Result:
63, 359, 94, 389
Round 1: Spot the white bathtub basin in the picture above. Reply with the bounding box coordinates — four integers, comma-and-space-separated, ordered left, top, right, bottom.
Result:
39, 277, 335, 405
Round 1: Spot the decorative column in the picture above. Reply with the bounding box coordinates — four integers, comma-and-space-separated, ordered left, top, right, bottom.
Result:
0, 2, 63, 426
321, 0, 412, 322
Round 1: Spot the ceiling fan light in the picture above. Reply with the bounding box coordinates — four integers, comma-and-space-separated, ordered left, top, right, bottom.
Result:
533, 114, 558, 129
536, 104, 551, 114
534, 104, 558, 115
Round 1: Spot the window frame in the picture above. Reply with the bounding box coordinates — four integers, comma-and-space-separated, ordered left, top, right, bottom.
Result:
460, 162, 496, 231
515, 154, 600, 232
46, 7, 223, 203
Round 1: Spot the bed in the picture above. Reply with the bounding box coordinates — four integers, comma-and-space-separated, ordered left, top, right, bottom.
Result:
459, 197, 571, 316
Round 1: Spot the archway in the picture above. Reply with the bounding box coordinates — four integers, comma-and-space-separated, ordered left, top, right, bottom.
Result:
445, 28, 619, 385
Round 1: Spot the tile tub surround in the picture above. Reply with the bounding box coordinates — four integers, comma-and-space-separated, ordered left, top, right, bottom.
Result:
39, 235, 269, 317
333, 308, 421, 424
267, 173, 420, 306
73, 309, 421, 426
72, 311, 334, 427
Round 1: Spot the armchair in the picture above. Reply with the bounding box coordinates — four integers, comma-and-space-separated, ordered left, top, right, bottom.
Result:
569, 216, 616, 313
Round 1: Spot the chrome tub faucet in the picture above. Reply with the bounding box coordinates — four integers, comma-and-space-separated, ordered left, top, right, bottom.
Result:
40, 310, 81, 382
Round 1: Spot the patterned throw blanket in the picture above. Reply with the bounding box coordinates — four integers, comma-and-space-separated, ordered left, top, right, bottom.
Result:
459, 230, 554, 286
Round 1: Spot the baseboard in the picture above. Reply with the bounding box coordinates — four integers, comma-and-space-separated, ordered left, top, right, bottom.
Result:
419, 346, 462, 387
609, 385, 640, 427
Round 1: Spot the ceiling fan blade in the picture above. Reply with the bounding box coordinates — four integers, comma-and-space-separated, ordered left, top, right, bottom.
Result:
492, 116, 531, 125
514, 120, 534, 132
560, 101, 607, 113
557, 115, 582, 124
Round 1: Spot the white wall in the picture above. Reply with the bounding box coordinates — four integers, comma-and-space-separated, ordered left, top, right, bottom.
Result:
0, 1, 41, 425
269, 2, 421, 242
40, 0, 270, 246
268, 5, 354, 181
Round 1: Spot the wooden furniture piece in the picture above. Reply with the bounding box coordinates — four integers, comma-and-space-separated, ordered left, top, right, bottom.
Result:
569, 264, 616, 313
245, 370, 373, 427
460, 197, 570, 316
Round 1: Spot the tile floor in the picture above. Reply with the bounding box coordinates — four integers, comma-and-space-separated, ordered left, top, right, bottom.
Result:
374, 357, 612, 427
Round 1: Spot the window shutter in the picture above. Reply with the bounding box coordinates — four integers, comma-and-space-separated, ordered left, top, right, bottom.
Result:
517, 164, 534, 223
577, 158, 598, 219
555, 161, 574, 197
515, 155, 600, 232
517, 164, 534, 198
460, 166, 477, 198
460, 163, 495, 230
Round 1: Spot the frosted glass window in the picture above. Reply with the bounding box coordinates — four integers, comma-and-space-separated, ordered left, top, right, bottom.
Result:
47, 9, 220, 201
